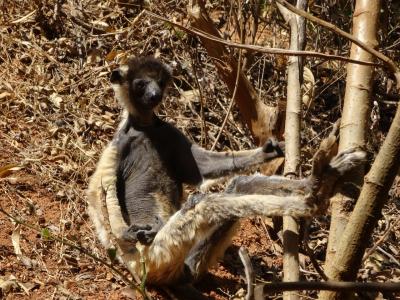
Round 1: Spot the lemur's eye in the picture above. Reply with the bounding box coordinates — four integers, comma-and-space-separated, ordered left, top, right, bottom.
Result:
135, 80, 146, 90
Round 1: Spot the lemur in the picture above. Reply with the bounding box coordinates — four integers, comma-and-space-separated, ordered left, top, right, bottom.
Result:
87, 57, 366, 286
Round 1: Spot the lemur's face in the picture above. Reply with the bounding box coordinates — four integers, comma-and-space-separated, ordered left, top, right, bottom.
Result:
110, 57, 171, 113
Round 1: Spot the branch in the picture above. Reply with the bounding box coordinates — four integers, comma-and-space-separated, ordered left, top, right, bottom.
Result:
239, 247, 255, 300
254, 281, 400, 294
143, 10, 379, 67
274, 0, 400, 90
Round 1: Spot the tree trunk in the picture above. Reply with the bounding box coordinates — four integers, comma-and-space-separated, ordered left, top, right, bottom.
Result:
318, 65, 400, 300
319, 0, 381, 299
277, 1, 307, 299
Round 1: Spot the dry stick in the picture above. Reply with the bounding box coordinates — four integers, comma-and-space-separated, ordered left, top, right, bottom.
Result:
210, 0, 244, 150
210, 45, 243, 150
362, 218, 400, 263
143, 11, 379, 68
302, 241, 328, 281
238, 247, 255, 300
274, 0, 400, 89
189, 49, 208, 147
377, 246, 400, 267
277, 2, 305, 299
254, 281, 400, 294
0, 206, 137, 292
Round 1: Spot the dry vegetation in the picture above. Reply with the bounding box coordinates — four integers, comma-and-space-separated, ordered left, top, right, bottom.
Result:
1, 1, 400, 299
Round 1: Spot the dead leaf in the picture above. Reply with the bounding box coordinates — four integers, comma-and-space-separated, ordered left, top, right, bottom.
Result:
0, 164, 22, 178
11, 225, 22, 256
120, 286, 139, 299
11, 225, 36, 269
0, 275, 18, 294
106, 50, 118, 62
49, 93, 64, 109
302, 66, 315, 109
0, 91, 12, 99
179, 89, 200, 106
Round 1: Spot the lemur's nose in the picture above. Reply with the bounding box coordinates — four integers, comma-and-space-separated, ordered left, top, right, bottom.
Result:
150, 93, 162, 103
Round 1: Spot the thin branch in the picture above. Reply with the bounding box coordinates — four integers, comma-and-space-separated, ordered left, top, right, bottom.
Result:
255, 281, 400, 294
302, 240, 328, 281
303, 223, 328, 281
274, 0, 400, 89
239, 247, 255, 300
143, 10, 380, 68
210, 46, 242, 150
362, 218, 400, 263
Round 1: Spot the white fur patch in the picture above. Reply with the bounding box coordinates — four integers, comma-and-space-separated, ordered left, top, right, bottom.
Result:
111, 83, 138, 118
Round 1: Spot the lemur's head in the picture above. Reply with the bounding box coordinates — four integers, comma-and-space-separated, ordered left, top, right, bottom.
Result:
110, 57, 172, 116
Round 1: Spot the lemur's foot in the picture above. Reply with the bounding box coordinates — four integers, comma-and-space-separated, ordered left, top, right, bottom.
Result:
328, 148, 367, 176
122, 217, 163, 245
262, 138, 285, 157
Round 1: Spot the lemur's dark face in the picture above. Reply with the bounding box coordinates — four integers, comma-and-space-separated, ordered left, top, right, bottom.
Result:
111, 57, 171, 113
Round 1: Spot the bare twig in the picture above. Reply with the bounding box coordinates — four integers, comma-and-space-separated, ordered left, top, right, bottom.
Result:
189, 48, 208, 147
362, 218, 400, 263
254, 281, 400, 294
210, 48, 242, 150
143, 11, 380, 68
302, 240, 328, 281
376, 246, 400, 267
239, 247, 255, 300
277, 1, 306, 299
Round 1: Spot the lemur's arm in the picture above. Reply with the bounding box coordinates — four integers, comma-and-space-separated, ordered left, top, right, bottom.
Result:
191, 138, 284, 179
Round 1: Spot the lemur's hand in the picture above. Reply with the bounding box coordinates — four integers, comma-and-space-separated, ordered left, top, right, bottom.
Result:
262, 138, 285, 159
122, 217, 163, 245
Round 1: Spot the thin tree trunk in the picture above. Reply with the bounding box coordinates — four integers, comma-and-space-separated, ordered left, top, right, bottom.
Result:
321, 103, 400, 299
277, 1, 307, 299
319, 0, 381, 299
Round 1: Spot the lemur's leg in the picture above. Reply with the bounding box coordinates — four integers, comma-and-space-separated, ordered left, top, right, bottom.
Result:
184, 176, 311, 281
144, 149, 366, 285
191, 138, 284, 179
226, 175, 310, 196
144, 191, 313, 284
185, 219, 240, 281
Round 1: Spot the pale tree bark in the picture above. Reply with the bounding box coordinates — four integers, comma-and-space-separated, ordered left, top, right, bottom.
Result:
277, 1, 307, 299
323, 0, 379, 270
187, 1, 283, 145
319, 105, 400, 300
319, 1, 381, 299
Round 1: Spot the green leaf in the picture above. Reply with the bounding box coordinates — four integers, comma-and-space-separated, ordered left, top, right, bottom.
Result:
107, 247, 117, 262
41, 228, 51, 239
